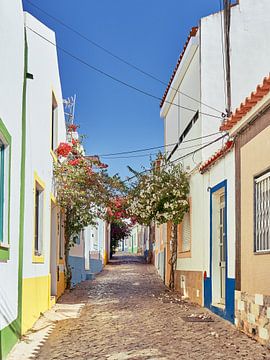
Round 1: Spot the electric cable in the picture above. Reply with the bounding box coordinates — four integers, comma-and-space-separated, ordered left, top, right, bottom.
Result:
26, 25, 222, 119
25, 0, 223, 115
101, 139, 216, 159
123, 133, 228, 183
96, 131, 221, 157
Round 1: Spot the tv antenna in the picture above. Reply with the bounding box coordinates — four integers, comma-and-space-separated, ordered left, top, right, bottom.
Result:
63, 94, 76, 124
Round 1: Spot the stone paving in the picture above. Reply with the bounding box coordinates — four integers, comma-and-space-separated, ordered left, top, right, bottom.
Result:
34, 254, 270, 360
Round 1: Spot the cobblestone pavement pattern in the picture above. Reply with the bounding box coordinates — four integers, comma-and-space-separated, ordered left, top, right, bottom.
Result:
35, 254, 270, 360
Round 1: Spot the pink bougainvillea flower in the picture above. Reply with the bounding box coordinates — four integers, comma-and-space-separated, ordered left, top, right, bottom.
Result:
68, 124, 78, 132
68, 158, 80, 166
98, 163, 108, 169
56, 142, 72, 157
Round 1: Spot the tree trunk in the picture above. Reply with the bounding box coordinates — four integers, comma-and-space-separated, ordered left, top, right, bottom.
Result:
64, 211, 72, 289
147, 222, 155, 264
169, 223, 178, 290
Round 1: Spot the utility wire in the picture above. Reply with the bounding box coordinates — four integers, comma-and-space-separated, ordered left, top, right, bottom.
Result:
101, 139, 219, 159
25, 0, 223, 115
97, 131, 221, 157
26, 26, 222, 119
123, 133, 228, 183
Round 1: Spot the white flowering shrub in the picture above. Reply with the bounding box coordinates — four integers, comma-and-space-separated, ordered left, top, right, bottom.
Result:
127, 156, 189, 289
127, 157, 189, 226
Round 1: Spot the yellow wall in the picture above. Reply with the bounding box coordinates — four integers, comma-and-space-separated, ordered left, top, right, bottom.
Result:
241, 125, 270, 295
21, 275, 50, 334
57, 270, 65, 299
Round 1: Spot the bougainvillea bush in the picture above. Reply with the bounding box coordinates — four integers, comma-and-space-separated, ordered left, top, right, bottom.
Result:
54, 125, 125, 286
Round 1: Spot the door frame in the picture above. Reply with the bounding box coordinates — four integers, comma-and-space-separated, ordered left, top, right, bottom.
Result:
210, 181, 228, 306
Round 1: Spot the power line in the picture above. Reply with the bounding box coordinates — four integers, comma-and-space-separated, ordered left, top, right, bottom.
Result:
123, 133, 228, 183
97, 131, 221, 157
26, 26, 222, 119
25, 0, 223, 115
101, 139, 219, 159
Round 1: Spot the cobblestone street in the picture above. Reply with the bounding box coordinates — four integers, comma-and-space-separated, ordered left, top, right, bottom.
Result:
34, 254, 270, 360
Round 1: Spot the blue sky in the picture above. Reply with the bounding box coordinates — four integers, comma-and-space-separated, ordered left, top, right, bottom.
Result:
23, 0, 220, 180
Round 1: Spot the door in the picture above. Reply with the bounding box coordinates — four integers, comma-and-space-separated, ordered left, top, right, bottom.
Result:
219, 194, 226, 304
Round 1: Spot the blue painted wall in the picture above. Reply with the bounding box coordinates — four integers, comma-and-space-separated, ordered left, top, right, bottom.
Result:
204, 180, 235, 323
69, 256, 86, 288
89, 255, 103, 274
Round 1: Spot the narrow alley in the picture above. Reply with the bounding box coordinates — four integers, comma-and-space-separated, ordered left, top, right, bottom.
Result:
22, 254, 269, 360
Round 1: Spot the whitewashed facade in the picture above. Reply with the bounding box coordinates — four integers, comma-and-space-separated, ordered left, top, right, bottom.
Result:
21, 12, 67, 334
0, 1, 25, 357
160, 0, 270, 321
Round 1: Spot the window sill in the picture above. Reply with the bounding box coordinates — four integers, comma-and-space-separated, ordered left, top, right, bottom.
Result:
178, 251, 191, 258
254, 251, 270, 255
32, 255, 45, 264
212, 302, 225, 311
0, 246, 10, 261
0, 242, 10, 249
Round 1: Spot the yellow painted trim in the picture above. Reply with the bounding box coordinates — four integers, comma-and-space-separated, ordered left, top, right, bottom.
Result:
50, 149, 58, 163
32, 255, 45, 263
104, 251, 108, 265
57, 270, 65, 299
34, 171, 46, 190
50, 89, 59, 154
21, 275, 51, 334
50, 192, 57, 204
32, 171, 46, 263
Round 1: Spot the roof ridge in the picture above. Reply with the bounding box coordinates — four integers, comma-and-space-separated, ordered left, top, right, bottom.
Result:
220, 73, 270, 131
160, 27, 198, 109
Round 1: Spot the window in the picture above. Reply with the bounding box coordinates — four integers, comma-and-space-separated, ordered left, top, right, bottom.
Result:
34, 182, 44, 256
51, 93, 58, 151
181, 212, 191, 252
0, 142, 5, 243
0, 120, 11, 262
254, 171, 270, 252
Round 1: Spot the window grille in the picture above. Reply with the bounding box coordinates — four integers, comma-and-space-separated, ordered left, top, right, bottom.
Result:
255, 171, 270, 252
182, 212, 191, 252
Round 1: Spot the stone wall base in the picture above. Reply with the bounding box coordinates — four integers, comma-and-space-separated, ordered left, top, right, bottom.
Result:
175, 270, 203, 306
235, 290, 270, 346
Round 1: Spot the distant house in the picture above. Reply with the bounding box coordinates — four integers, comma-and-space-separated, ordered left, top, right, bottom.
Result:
69, 219, 109, 287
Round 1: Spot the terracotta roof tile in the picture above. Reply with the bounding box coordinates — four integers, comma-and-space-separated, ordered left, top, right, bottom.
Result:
160, 27, 198, 109
220, 74, 270, 131
199, 140, 234, 174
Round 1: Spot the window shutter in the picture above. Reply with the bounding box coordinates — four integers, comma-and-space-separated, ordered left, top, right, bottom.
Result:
182, 212, 191, 252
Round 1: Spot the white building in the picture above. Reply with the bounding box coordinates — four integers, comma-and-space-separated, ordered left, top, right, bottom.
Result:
160, 0, 270, 322
21, 13, 67, 334
69, 219, 108, 287
0, 1, 25, 358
